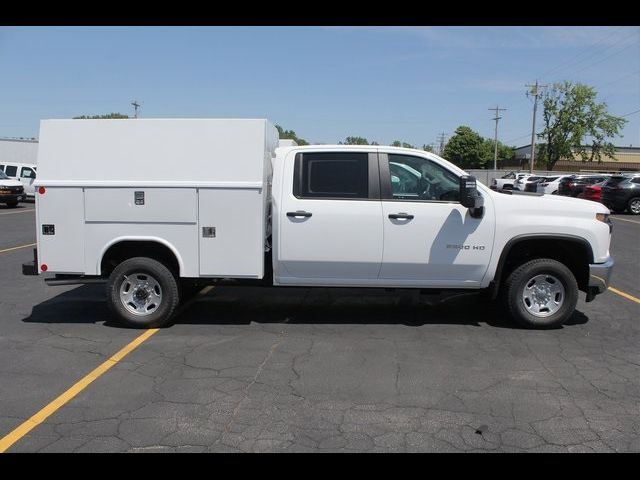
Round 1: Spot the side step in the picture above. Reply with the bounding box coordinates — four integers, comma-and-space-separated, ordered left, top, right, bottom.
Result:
45, 275, 106, 286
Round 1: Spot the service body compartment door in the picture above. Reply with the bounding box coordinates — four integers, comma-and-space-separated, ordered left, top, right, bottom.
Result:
198, 188, 265, 278
278, 151, 383, 282
36, 187, 85, 273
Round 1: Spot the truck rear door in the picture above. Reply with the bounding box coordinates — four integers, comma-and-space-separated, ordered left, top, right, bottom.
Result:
277, 151, 383, 283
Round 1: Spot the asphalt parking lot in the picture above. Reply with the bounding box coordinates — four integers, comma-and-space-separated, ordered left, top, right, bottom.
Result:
0, 203, 638, 452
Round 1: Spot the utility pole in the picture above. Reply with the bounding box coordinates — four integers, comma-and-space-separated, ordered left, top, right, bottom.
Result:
525, 81, 546, 173
437, 132, 448, 156
488, 105, 506, 171
131, 100, 141, 119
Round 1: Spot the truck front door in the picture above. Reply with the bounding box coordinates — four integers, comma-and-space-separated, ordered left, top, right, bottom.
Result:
277, 151, 383, 284
378, 153, 494, 287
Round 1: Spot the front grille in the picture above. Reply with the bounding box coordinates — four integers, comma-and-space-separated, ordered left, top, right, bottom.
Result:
0, 186, 23, 194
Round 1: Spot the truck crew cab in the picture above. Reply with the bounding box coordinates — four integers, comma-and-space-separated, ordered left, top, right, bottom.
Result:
23, 119, 614, 329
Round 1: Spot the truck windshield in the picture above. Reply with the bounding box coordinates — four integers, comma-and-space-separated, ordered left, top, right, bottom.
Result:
0, 170, 9, 180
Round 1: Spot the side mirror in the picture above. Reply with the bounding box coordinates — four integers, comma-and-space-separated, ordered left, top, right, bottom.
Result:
459, 175, 484, 218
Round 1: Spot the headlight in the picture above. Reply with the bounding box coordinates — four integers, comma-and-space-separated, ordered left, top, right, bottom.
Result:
596, 213, 609, 223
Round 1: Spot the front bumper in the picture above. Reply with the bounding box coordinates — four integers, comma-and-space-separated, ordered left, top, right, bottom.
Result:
0, 193, 24, 203
586, 256, 614, 301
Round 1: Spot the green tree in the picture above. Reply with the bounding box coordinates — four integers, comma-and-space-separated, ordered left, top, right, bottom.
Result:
481, 138, 515, 167
275, 125, 309, 145
422, 144, 434, 152
539, 81, 626, 170
442, 126, 487, 168
73, 113, 129, 119
340, 136, 370, 145
391, 140, 415, 148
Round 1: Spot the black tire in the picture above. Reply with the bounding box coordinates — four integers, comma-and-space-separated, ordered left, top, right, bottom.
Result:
106, 257, 180, 328
627, 197, 640, 215
503, 258, 578, 329
5, 201, 18, 208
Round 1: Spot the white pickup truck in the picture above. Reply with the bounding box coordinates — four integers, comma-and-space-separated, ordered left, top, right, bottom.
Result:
23, 119, 614, 329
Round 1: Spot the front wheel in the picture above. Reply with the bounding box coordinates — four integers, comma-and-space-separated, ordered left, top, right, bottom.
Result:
503, 258, 578, 328
5, 201, 18, 208
627, 197, 640, 215
106, 257, 180, 328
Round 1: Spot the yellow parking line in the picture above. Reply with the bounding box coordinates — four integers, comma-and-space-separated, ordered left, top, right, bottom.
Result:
0, 328, 159, 453
0, 243, 36, 254
611, 216, 640, 225
609, 287, 640, 305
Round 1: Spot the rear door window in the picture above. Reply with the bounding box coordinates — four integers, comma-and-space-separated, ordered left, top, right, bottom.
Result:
4, 165, 17, 177
295, 152, 369, 199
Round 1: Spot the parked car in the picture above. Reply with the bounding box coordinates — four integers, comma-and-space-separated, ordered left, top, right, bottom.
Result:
0, 169, 25, 207
578, 181, 606, 203
512, 173, 536, 191
557, 174, 610, 197
490, 172, 530, 191
600, 174, 640, 214
523, 176, 546, 192
536, 175, 572, 195
0, 162, 38, 198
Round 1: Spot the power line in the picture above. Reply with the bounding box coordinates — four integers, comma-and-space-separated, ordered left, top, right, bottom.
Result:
540, 28, 638, 81
620, 108, 640, 118
594, 68, 640, 91
568, 40, 639, 78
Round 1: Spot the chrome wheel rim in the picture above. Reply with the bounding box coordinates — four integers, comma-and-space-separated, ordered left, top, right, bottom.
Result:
522, 274, 565, 317
630, 199, 640, 214
119, 273, 162, 316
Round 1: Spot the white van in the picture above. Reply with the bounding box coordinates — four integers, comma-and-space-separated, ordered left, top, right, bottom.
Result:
0, 162, 38, 198
0, 169, 25, 207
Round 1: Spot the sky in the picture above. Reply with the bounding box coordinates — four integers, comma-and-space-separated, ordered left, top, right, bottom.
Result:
0, 26, 639, 148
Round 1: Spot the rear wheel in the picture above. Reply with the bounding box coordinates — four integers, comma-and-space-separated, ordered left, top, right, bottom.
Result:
503, 258, 578, 329
107, 257, 180, 328
628, 197, 640, 215
5, 201, 18, 208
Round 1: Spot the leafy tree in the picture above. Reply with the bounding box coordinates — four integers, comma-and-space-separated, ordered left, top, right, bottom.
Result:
442, 126, 487, 168
275, 125, 309, 145
391, 140, 415, 148
442, 126, 514, 168
422, 144, 434, 152
340, 136, 370, 145
481, 138, 515, 166
73, 113, 129, 119
539, 81, 626, 170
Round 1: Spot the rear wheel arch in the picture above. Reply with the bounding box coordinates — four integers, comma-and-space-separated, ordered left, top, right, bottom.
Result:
99, 239, 183, 277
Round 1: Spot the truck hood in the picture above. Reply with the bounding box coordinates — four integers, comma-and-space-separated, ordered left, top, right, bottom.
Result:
490, 189, 610, 215
0, 179, 22, 188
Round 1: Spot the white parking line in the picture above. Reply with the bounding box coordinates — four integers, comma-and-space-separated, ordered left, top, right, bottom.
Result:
611, 216, 640, 225
0, 209, 35, 216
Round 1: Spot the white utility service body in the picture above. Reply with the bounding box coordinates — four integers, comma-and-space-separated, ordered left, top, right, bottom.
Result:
26, 118, 614, 329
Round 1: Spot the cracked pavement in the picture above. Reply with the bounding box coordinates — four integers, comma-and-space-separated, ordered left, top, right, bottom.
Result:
0, 207, 639, 452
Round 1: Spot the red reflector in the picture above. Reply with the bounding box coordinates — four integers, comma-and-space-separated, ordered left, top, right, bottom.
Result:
40, 264, 48, 272
38, 186, 46, 195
